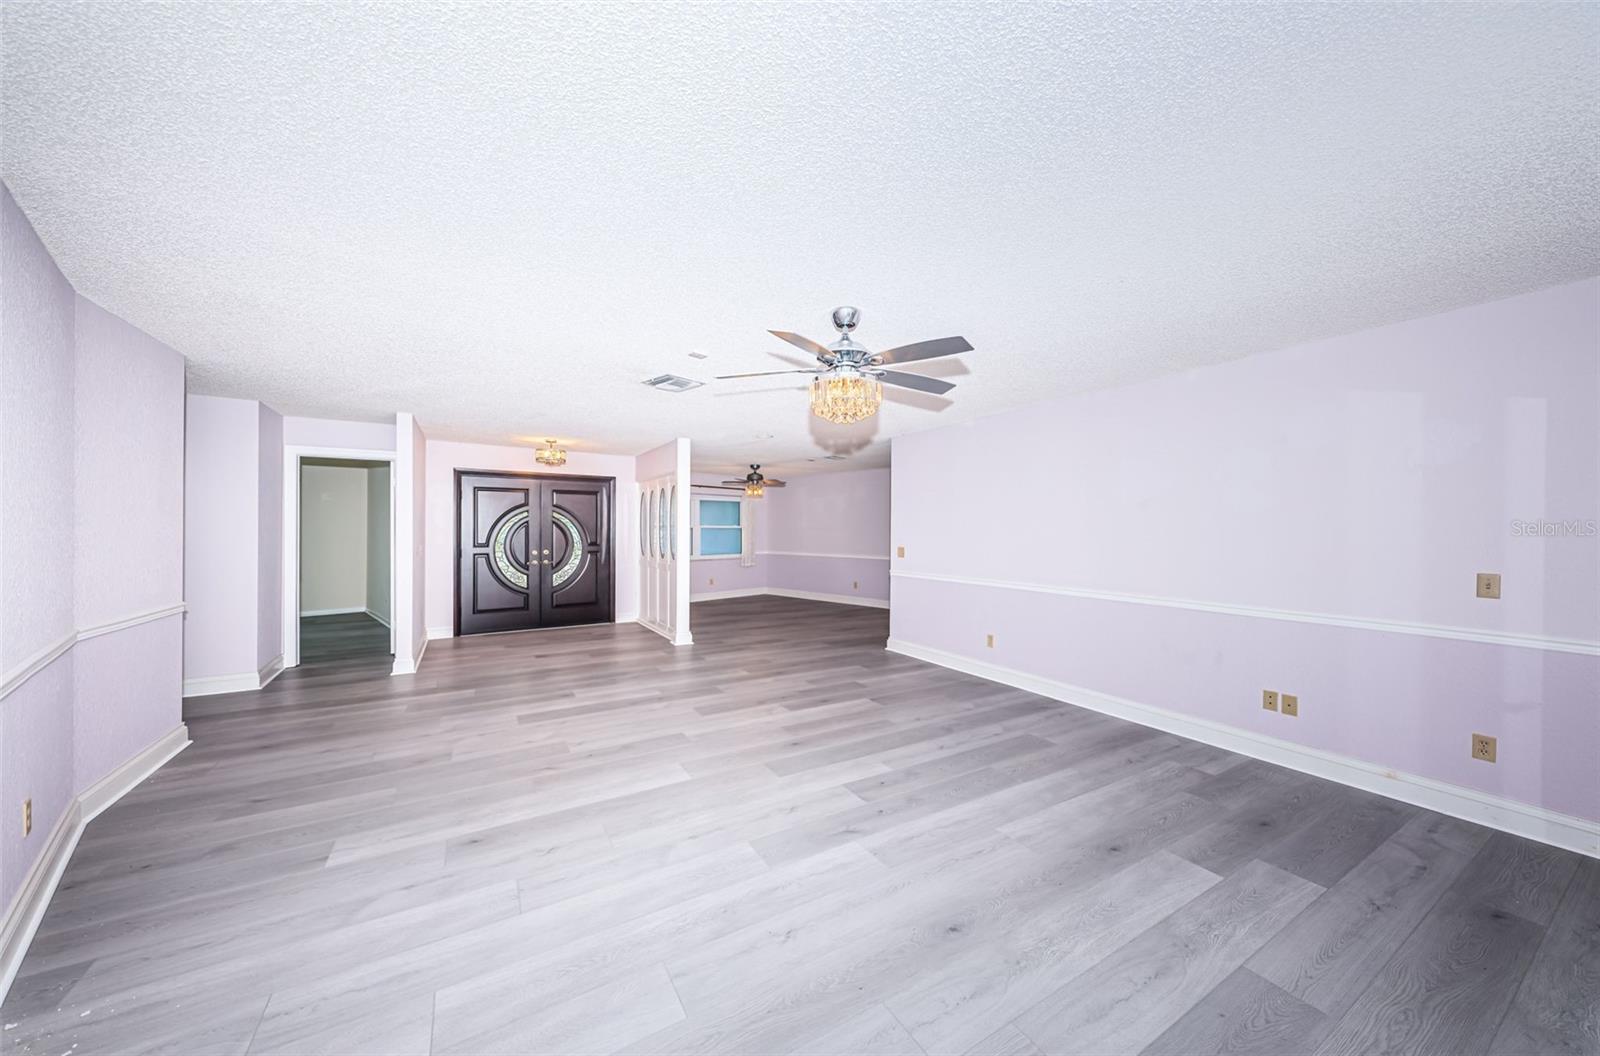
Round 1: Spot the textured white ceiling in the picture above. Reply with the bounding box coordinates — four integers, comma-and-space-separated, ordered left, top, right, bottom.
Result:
3, 2, 1596, 477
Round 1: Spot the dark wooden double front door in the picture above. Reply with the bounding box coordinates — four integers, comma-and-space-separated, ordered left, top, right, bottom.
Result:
455, 472, 614, 635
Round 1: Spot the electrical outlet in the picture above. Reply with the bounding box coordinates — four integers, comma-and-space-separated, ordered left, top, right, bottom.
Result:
708, 577, 715, 587
1472, 733, 1497, 762
852, 581, 859, 590
1262, 690, 1279, 712
986, 633, 995, 648
896, 545, 906, 558
1476, 573, 1501, 599
1281, 693, 1299, 717
22, 798, 31, 837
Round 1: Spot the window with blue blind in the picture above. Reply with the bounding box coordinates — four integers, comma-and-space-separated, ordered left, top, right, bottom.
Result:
694, 498, 742, 556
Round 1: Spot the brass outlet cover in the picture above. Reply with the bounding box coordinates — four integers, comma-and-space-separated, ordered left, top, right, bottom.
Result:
1472, 733, 1497, 763
1281, 693, 1299, 717
22, 798, 31, 837
896, 545, 906, 558
985, 634, 995, 648
1476, 573, 1501, 599
1262, 690, 1279, 712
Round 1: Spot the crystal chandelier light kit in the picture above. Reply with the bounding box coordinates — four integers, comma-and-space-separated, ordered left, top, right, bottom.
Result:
715, 306, 972, 426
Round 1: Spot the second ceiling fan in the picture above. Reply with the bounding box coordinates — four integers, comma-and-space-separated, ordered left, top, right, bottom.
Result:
723, 464, 785, 498
716, 307, 973, 424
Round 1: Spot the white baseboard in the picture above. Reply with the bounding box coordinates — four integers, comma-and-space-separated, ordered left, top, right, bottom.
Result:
767, 587, 889, 609
0, 802, 79, 1005
183, 671, 262, 697
258, 654, 284, 689
365, 609, 392, 629
298, 606, 366, 617
690, 587, 889, 609
79, 725, 190, 822
391, 635, 428, 676
183, 655, 283, 697
0, 724, 189, 1002
886, 638, 1600, 859
426, 625, 453, 640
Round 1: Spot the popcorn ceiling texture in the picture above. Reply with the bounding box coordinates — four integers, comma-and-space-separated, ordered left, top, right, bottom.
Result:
2, 2, 1597, 472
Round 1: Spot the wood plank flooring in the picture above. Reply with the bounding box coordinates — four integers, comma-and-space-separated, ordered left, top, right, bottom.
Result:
3, 596, 1594, 1055
298, 612, 392, 666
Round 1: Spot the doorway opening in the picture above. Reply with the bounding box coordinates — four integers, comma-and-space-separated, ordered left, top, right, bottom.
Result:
284, 451, 395, 668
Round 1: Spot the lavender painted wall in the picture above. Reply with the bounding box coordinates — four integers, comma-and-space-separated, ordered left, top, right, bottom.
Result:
423, 440, 640, 635
688, 468, 892, 602
891, 278, 1600, 823
2, 184, 186, 914
183, 396, 264, 681
72, 619, 182, 792
765, 467, 891, 559
767, 467, 891, 602
72, 299, 184, 626
71, 296, 184, 790
1, 185, 75, 668
1, 184, 76, 913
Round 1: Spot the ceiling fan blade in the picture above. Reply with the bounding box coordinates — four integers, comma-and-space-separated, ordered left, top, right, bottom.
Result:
768, 330, 832, 359
874, 336, 973, 366
720, 481, 747, 486
763, 479, 787, 487
878, 369, 956, 395
714, 369, 816, 380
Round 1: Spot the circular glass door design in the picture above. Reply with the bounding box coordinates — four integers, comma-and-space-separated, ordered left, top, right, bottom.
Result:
551, 508, 586, 587
457, 473, 615, 635
488, 506, 530, 590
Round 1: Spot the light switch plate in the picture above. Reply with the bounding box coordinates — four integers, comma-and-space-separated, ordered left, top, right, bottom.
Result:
1476, 572, 1501, 599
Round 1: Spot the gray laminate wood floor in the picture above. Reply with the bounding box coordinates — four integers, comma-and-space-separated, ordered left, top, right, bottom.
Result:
4, 596, 1595, 1055
298, 613, 392, 666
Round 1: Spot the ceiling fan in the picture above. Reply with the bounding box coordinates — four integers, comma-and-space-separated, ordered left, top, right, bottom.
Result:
715, 307, 973, 424
723, 464, 785, 498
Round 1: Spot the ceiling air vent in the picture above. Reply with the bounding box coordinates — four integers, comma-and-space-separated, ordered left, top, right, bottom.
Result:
643, 374, 703, 392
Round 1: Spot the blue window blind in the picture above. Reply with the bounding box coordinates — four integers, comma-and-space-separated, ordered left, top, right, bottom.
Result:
696, 499, 742, 556
700, 500, 740, 527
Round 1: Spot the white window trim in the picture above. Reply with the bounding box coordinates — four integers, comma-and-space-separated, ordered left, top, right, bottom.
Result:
692, 496, 743, 558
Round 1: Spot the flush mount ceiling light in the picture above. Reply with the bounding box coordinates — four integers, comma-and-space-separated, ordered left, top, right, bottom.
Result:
535, 439, 567, 467
714, 307, 974, 424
